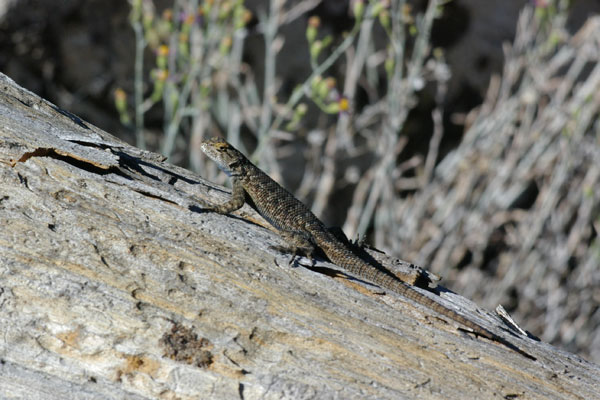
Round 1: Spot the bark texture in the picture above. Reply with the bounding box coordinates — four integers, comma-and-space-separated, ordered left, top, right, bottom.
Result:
0, 72, 598, 399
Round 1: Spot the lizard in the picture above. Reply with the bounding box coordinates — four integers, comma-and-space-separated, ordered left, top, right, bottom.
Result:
200, 137, 536, 361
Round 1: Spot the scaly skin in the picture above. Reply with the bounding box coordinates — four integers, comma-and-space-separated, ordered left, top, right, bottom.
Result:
200, 137, 535, 360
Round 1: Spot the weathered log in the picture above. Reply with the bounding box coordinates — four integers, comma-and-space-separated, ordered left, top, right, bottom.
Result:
1, 72, 598, 399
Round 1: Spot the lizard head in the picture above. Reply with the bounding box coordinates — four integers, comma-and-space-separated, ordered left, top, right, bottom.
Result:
200, 137, 248, 176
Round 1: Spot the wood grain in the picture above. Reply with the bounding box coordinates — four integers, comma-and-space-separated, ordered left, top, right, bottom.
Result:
1, 72, 598, 399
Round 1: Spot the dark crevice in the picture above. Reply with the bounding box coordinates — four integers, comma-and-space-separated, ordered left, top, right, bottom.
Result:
67, 139, 113, 149
17, 173, 28, 188
130, 189, 178, 205
238, 383, 245, 400
17, 97, 32, 108
17, 147, 122, 177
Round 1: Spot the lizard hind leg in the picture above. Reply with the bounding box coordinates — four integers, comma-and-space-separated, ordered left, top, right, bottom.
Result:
270, 229, 317, 267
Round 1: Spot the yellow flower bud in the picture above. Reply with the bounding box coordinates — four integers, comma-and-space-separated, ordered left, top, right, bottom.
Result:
338, 97, 349, 112
353, 0, 365, 20
310, 40, 323, 60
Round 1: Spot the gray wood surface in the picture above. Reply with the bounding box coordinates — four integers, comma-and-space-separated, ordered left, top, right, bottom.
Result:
1, 72, 598, 399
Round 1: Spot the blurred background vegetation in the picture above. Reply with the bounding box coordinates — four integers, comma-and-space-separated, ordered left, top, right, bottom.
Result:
1, 0, 599, 363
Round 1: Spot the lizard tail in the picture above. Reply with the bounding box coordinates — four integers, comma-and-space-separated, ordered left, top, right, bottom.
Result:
311, 227, 536, 360
377, 273, 537, 360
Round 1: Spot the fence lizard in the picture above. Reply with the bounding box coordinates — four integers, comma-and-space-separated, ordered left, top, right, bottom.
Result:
200, 137, 535, 360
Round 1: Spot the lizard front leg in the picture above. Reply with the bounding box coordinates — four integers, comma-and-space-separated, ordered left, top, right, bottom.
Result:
204, 177, 246, 214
